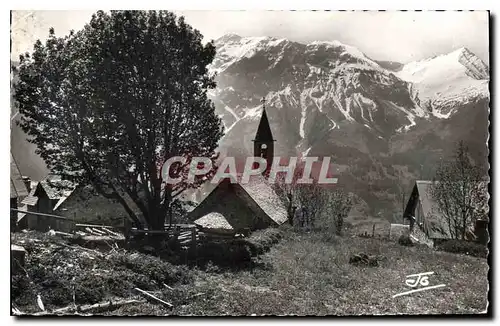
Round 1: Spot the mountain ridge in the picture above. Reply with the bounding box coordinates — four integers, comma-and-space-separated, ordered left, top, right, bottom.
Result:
209, 34, 489, 219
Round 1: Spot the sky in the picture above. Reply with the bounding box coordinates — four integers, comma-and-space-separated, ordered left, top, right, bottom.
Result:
11, 10, 489, 64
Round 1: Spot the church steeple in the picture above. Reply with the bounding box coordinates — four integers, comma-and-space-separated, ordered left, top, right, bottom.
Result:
253, 97, 275, 175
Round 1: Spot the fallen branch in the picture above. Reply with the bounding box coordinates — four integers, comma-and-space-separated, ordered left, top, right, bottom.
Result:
85, 227, 102, 236
79, 299, 144, 313
91, 228, 107, 236
134, 288, 173, 308
102, 228, 121, 237
190, 293, 205, 300
32, 299, 145, 315
59, 243, 104, 258
163, 283, 174, 291
54, 231, 74, 237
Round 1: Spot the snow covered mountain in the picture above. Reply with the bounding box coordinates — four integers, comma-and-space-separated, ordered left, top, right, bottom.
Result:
397, 47, 489, 118
208, 34, 489, 218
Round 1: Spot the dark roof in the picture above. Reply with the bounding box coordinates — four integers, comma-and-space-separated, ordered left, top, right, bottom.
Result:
37, 177, 77, 200
253, 109, 275, 142
10, 152, 28, 199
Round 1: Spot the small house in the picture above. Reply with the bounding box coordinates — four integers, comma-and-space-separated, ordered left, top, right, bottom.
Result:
188, 175, 288, 234
21, 178, 147, 231
403, 180, 488, 247
20, 176, 77, 232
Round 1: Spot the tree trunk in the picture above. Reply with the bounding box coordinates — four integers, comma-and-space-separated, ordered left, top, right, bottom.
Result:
287, 192, 294, 226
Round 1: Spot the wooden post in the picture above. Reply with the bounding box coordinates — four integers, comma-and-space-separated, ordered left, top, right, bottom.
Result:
372, 224, 375, 238
174, 226, 180, 244
123, 217, 131, 249
190, 227, 197, 260
11, 245, 26, 274
402, 192, 406, 224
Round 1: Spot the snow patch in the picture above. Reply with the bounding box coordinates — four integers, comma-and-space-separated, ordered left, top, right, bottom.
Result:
224, 105, 239, 121
299, 91, 309, 138
245, 106, 264, 119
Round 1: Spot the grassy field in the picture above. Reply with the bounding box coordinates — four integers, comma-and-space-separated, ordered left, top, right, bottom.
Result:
169, 230, 488, 316
12, 227, 489, 316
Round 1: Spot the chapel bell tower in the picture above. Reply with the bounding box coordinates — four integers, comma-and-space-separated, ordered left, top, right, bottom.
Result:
253, 97, 275, 175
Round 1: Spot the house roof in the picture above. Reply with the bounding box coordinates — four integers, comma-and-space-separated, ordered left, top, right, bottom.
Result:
37, 177, 77, 200
24, 176, 78, 211
413, 181, 452, 239
10, 152, 28, 199
21, 195, 38, 206
194, 212, 234, 231
21, 182, 39, 206
191, 175, 288, 228
239, 175, 288, 225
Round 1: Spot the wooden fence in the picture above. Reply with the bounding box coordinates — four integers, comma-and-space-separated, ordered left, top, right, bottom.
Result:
355, 222, 410, 241
11, 208, 241, 254
128, 224, 239, 249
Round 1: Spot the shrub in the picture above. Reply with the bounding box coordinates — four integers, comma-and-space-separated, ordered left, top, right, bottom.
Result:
74, 274, 106, 304
245, 228, 283, 255
107, 251, 193, 285
196, 240, 253, 266
437, 240, 488, 258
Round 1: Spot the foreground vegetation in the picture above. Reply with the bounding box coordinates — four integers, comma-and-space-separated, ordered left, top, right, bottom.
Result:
12, 227, 488, 316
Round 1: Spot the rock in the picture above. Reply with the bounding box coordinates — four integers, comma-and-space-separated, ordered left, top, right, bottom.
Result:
398, 234, 414, 246
349, 252, 379, 267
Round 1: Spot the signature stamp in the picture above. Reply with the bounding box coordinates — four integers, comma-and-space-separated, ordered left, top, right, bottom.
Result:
393, 272, 446, 298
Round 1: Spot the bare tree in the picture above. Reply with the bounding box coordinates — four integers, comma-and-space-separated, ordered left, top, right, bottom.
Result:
430, 141, 489, 240
317, 189, 352, 236
273, 165, 352, 233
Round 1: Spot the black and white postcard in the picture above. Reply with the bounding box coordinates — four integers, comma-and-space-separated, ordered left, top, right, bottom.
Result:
10, 10, 490, 316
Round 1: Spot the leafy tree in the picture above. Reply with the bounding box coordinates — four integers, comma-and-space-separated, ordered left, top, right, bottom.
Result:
430, 141, 489, 240
13, 10, 223, 230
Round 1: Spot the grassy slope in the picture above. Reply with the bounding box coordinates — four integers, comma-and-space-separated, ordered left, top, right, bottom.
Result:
12, 229, 488, 316
173, 231, 489, 316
